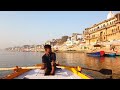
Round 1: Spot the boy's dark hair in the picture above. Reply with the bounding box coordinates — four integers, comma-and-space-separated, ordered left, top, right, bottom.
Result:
44, 45, 51, 49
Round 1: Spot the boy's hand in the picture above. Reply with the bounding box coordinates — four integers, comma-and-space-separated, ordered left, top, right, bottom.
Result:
50, 71, 55, 75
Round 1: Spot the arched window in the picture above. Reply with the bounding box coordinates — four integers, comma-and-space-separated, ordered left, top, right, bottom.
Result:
98, 26, 99, 29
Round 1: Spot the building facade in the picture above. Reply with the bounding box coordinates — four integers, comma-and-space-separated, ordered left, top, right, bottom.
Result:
65, 33, 83, 47
83, 11, 120, 45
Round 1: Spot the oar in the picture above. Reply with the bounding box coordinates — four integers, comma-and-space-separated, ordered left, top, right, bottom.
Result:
58, 64, 112, 75
82, 67, 112, 75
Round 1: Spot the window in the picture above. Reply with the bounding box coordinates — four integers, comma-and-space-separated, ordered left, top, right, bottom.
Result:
112, 21, 113, 24
92, 35, 95, 38
112, 29, 113, 32
104, 24, 105, 27
103, 24, 105, 27
104, 37, 105, 39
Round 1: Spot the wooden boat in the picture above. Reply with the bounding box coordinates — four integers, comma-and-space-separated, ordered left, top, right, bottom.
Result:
105, 53, 116, 57
116, 54, 120, 56
1, 64, 91, 79
86, 51, 105, 57
116, 52, 120, 56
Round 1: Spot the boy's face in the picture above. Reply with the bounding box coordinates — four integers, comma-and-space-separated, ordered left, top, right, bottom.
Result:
45, 48, 51, 53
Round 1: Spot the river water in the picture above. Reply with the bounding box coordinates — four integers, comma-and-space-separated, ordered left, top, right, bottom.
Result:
0, 50, 120, 79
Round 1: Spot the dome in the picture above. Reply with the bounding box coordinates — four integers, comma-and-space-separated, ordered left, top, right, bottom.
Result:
107, 11, 114, 19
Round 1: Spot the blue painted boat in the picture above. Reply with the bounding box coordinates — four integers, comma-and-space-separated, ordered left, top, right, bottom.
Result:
105, 53, 116, 57
87, 51, 105, 57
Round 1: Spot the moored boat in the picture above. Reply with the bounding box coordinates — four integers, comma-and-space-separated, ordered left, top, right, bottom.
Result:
116, 52, 120, 56
1, 64, 91, 79
86, 51, 105, 57
105, 53, 116, 57
116, 54, 120, 56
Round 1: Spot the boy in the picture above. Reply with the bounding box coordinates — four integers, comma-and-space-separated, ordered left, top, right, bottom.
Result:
41, 45, 56, 75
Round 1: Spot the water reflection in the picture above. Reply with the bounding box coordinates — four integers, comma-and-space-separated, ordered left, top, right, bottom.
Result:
56, 53, 120, 79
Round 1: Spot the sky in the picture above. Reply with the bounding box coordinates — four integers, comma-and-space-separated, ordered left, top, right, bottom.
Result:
0, 11, 119, 49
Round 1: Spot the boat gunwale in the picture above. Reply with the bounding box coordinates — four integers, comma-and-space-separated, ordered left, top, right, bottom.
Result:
2, 64, 91, 79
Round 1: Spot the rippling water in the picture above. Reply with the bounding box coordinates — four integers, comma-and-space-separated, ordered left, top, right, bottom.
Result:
0, 50, 120, 79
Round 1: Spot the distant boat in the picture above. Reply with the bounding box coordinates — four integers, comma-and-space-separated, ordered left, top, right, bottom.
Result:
86, 51, 105, 57
115, 52, 120, 56
116, 54, 120, 56
105, 53, 116, 57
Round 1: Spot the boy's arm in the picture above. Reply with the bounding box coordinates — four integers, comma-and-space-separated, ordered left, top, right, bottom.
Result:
51, 60, 55, 74
41, 63, 46, 69
50, 53, 56, 75
41, 56, 46, 69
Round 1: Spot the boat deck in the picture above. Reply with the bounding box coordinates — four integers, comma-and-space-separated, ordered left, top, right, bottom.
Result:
14, 66, 81, 79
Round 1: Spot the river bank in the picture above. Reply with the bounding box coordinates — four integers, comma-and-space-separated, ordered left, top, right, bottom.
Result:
54, 44, 120, 53
53, 50, 86, 53
5, 43, 120, 54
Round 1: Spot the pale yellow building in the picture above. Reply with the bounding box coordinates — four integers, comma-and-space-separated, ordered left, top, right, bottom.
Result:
83, 11, 120, 45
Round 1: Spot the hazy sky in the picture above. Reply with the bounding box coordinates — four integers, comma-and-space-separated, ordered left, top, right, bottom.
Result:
0, 11, 119, 49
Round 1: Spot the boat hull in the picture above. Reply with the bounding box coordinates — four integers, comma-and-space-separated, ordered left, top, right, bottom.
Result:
116, 54, 120, 56
105, 53, 116, 57
87, 51, 105, 57
116, 53, 120, 56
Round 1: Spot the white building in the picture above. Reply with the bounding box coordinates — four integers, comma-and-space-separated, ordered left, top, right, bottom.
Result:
107, 11, 114, 19
77, 34, 82, 40
65, 37, 73, 47
65, 33, 82, 47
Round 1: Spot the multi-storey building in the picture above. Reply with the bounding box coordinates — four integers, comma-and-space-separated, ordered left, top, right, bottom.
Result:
83, 11, 120, 45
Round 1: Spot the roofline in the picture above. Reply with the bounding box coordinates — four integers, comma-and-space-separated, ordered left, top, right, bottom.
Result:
84, 12, 120, 30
